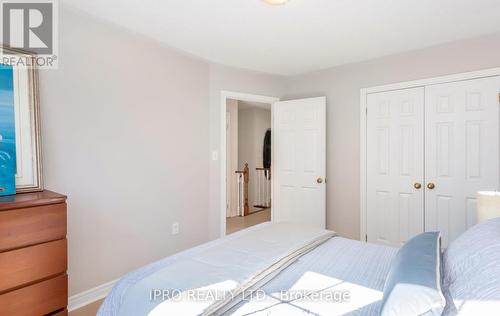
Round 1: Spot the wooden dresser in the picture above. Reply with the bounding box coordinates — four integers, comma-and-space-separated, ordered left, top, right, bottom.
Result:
0, 191, 68, 316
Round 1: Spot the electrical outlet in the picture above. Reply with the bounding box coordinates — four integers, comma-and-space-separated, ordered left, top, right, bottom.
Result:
171, 222, 180, 235
212, 151, 218, 161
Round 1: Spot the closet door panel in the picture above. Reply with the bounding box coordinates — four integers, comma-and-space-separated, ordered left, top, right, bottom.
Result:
425, 76, 500, 247
366, 87, 425, 246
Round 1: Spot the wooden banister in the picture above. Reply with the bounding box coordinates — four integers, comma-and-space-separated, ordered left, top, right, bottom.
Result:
235, 163, 250, 216
243, 163, 250, 216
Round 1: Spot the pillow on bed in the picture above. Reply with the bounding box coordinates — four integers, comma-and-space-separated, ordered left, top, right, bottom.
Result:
442, 217, 500, 315
380, 232, 445, 316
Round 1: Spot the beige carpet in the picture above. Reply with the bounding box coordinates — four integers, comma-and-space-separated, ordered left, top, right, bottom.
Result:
69, 299, 103, 316
226, 208, 271, 234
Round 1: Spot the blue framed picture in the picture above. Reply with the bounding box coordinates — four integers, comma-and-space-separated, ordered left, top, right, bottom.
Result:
0, 47, 43, 194
0, 64, 16, 196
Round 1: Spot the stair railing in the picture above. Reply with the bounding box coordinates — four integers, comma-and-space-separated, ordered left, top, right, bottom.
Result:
255, 167, 271, 209
235, 163, 250, 216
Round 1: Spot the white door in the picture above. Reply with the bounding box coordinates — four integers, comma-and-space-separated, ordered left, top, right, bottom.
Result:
366, 87, 425, 246
425, 76, 500, 247
273, 97, 326, 228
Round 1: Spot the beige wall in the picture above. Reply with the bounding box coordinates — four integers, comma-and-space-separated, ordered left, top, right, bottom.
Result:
237, 106, 271, 210
40, 8, 211, 296
284, 32, 500, 239
39, 7, 287, 296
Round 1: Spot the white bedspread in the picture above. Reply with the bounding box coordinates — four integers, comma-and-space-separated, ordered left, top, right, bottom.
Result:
224, 237, 397, 316
98, 222, 335, 316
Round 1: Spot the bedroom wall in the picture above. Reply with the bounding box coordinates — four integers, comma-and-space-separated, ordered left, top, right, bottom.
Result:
39, 8, 211, 296
38, 7, 287, 298
283, 32, 500, 240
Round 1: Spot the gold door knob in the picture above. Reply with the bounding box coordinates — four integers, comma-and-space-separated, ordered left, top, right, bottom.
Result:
317, 178, 323, 184
427, 183, 435, 190
414, 183, 422, 189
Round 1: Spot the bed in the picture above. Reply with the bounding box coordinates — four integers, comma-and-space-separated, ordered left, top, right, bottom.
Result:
223, 237, 396, 316
98, 219, 500, 316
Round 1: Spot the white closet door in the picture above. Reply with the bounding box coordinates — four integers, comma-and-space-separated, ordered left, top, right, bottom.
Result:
367, 87, 425, 246
425, 76, 500, 247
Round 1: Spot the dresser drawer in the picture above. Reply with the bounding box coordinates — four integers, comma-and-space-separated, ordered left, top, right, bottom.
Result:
50, 308, 68, 316
0, 274, 68, 316
0, 239, 67, 293
0, 203, 66, 252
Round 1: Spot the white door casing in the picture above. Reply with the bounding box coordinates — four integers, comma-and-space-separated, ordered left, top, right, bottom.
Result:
273, 97, 326, 228
226, 112, 231, 216
366, 87, 425, 246
226, 111, 238, 217
425, 76, 500, 247
220, 91, 279, 237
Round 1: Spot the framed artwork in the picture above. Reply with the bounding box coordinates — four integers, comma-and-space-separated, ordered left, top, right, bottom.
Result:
0, 47, 43, 193
0, 64, 16, 195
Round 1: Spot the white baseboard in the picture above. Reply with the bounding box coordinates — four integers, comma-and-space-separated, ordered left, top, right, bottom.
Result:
68, 279, 117, 312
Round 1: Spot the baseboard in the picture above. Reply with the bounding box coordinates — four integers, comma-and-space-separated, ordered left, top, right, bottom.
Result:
68, 279, 117, 312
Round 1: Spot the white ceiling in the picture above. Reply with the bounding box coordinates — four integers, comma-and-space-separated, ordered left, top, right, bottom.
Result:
64, 0, 500, 76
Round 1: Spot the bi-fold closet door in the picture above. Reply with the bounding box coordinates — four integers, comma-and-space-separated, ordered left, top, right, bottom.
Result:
367, 76, 499, 247
367, 87, 425, 247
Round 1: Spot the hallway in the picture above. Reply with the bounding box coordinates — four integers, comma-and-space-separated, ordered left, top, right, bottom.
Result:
226, 209, 271, 235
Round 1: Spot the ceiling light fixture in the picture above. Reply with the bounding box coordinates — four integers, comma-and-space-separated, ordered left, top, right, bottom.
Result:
262, 0, 289, 5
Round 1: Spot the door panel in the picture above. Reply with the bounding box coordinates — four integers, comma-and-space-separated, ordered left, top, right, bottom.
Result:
425, 76, 500, 247
367, 87, 425, 246
273, 97, 326, 228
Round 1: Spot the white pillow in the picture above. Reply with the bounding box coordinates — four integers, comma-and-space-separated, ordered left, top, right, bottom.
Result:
442, 218, 500, 315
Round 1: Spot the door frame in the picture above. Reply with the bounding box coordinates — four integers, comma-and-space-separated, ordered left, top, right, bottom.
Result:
220, 91, 280, 237
360, 67, 500, 242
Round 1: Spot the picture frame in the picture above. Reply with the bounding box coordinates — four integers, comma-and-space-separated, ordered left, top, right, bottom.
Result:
1, 46, 43, 193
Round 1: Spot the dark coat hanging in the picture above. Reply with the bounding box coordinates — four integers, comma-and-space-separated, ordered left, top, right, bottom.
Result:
263, 129, 271, 169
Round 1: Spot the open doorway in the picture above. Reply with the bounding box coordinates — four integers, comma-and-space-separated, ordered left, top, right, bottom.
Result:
221, 92, 279, 236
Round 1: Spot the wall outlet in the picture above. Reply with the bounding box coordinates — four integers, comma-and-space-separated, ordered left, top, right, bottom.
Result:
212, 151, 218, 161
171, 222, 180, 235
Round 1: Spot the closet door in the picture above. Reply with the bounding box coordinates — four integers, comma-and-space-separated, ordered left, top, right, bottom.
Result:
366, 87, 425, 246
425, 76, 500, 247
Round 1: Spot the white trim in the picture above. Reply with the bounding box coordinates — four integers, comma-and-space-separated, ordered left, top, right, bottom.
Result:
270, 102, 275, 222
365, 67, 500, 94
359, 88, 368, 241
359, 66, 500, 242
68, 279, 117, 312
220, 91, 280, 238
